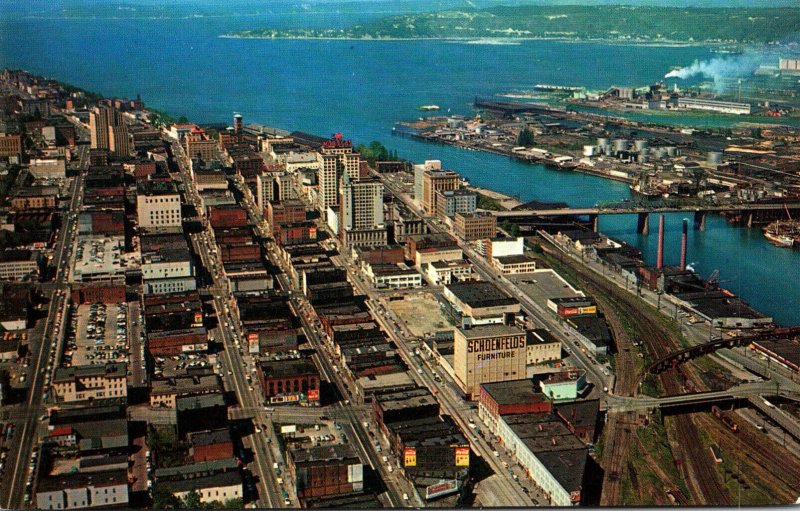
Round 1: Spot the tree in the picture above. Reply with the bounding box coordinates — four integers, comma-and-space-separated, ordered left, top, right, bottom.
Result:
222, 498, 243, 509
182, 490, 205, 509
152, 485, 181, 509
517, 127, 534, 147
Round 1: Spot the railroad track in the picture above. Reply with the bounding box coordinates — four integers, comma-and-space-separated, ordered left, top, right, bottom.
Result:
545, 243, 732, 505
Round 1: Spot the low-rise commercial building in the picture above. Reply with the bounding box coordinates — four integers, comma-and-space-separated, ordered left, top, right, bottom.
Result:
526, 329, 562, 365
453, 211, 497, 241
288, 444, 364, 500
493, 254, 537, 275
0, 249, 39, 281
478, 379, 553, 435
442, 281, 520, 327
257, 358, 320, 405
52, 363, 128, 404
424, 259, 475, 286
36, 469, 129, 510
496, 413, 587, 506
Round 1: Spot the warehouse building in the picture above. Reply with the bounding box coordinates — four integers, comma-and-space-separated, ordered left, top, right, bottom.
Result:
288, 444, 364, 500
442, 281, 520, 327
453, 323, 527, 399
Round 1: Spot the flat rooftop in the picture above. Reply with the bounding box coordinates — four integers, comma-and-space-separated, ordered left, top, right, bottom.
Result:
446, 281, 516, 308
259, 358, 317, 379
481, 379, 549, 406
527, 328, 559, 346
291, 443, 360, 465
73, 235, 124, 281
457, 323, 525, 339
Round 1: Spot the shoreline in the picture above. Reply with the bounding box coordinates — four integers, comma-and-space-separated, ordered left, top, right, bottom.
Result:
220, 33, 735, 48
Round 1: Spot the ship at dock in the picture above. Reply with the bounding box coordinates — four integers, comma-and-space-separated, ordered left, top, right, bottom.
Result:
763, 220, 800, 248
630, 172, 663, 200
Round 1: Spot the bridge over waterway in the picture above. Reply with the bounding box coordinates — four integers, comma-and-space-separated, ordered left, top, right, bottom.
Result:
490, 201, 800, 232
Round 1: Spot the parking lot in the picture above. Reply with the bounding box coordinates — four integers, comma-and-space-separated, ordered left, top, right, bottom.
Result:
64, 303, 130, 367
508, 269, 584, 312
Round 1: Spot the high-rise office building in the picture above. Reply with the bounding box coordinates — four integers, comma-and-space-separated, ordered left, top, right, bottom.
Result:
90, 104, 130, 156
422, 169, 460, 215
339, 173, 386, 248
316, 134, 361, 218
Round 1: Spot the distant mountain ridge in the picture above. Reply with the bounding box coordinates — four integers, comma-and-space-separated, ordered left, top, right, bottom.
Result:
230, 5, 800, 44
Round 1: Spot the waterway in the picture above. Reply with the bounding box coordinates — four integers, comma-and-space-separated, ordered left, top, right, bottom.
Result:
1, 1, 797, 324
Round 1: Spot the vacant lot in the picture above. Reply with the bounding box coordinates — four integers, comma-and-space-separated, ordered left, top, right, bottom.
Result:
388, 292, 451, 338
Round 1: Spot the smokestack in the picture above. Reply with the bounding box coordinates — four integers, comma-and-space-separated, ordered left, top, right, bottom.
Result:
656, 214, 665, 270
680, 219, 688, 271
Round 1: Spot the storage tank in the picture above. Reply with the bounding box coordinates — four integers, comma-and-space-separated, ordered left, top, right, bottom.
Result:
634, 140, 648, 152
638, 154, 650, 163
603, 144, 613, 155
613, 139, 629, 153
653, 148, 668, 159
707, 152, 723, 165
665, 146, 678, 157
583, 145, 597, 157
597, 137, 610, 148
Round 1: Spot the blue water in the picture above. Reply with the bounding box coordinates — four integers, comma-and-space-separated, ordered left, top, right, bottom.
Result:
1, 1, 798, 324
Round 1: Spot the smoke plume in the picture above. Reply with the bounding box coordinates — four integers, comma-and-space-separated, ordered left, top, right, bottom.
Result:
664, 53, 765, 81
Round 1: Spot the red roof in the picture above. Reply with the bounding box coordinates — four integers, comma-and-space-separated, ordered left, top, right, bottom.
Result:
49, 426, 74, 437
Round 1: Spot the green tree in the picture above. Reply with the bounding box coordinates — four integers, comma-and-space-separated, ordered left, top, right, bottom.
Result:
152, 485, 182, 509
182, 490, 205, 509
222, 498, 244, 509
517, 127, 534, 147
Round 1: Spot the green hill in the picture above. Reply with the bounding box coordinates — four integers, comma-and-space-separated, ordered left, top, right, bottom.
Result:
230, 5, 800, 44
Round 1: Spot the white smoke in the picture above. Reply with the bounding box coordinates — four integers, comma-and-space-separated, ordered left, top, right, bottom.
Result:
665, 53, 765, 82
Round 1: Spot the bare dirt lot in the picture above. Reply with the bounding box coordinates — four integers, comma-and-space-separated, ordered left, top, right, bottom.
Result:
388, 292, 451, 338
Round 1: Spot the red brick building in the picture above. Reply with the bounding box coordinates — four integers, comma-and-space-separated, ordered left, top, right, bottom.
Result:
71, 284, 127, 304
267, 200, 306, 234
275, 222, 317, 246
288, 444, 364, 500
209, 205, 248, 229
134, 161, 157, 179
478, 380, 552, 433
257, 358, 320, 405
147, 328, 208, 356
187, 429, 234, 462
220, 243, 261, 263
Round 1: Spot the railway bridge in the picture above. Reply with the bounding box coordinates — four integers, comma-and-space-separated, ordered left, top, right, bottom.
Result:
606, 381, 800, 412
490, 201, 800, 233
642, 326, 800, 378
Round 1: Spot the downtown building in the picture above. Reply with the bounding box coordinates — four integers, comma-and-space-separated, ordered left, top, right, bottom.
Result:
338, 173, 387, 249
89, 104, 131, 157
316, 133, 361, 219
136, 181, 182, 230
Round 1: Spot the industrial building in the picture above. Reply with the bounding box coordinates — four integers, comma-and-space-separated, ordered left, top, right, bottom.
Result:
288, 444, 364, 500
676, 97, 751, 115
442, 281, 520, 327
453, 323, 527, 399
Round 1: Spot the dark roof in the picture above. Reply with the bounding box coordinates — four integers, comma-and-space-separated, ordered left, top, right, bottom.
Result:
176, 392, 226, 411
291, 444, 360, 465
566, 316, 612, 347
259, 358, 318, 379
554, 399, 600, 434
446, 281, 516, 308
481, 379, 549, 406
527, 329, 559, 346
188, 428, 231, 447
37, 468, 128, 493
168, 471, 242, 493
561, 230, 601, 242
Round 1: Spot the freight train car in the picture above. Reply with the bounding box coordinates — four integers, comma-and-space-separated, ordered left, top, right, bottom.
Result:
711, 405, 739, 432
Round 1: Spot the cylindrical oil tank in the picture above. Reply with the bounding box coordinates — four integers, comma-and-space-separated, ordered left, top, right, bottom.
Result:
603, 144, 613, 155
665, 146, 677, 157
583, 145, 597, 157
597, 137, 609, 147
613, 139, 629, 152
707, 151, 723, 165
634, 140, 648, 152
